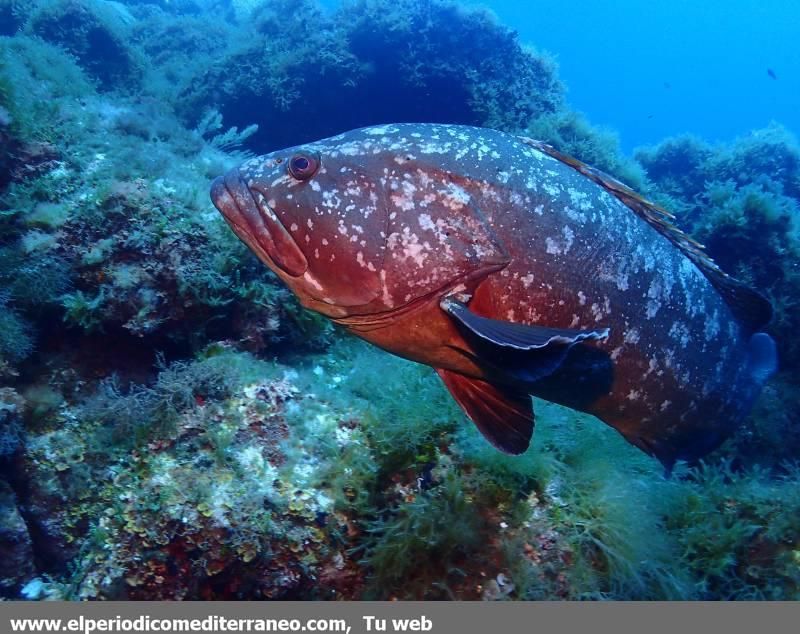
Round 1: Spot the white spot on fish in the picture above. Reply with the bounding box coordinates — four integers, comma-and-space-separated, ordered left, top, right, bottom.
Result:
562, 226, 574, 252
366, 126, 393, 136
705, 310, 720, 341
439, 182, 471, 210
380, 270, 393, 307
543, 183, 560, 197
568, 188, 593, 211
391, 180, 417, 211
623, 328, 640, 344
303, 272, 323, 291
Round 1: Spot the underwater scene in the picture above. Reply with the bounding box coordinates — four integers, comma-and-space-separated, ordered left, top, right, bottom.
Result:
1, 0, 799, 601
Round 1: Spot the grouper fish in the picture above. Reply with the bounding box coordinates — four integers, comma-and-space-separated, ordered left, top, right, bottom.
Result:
210, 124, 777, 469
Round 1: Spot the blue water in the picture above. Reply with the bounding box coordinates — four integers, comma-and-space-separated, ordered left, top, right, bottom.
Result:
322, 0, 800, 149
485, 0, 800, 150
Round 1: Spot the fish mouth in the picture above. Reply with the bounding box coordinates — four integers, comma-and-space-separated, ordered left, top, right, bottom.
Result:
210, 170, 308, 278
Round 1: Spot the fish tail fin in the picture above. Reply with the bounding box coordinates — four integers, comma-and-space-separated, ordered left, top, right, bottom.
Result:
748, 332, 777, 384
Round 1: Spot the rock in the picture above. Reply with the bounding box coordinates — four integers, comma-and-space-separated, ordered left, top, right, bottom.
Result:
0, 479, 36, 597
27, 0, 142, 90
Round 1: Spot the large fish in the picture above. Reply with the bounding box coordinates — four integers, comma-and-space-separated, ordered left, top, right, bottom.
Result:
210, 124, 776, 469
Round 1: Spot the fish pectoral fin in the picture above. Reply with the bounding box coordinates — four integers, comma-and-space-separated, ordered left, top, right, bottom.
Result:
441, 296, 609, 382
437, 369, 533, 455
442, 296, 609, 349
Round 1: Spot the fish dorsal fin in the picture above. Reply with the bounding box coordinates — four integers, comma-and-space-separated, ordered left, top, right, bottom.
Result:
517, 137, 773, 333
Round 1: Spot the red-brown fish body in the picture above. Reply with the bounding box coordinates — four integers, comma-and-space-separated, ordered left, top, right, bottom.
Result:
210, 124, 776, 468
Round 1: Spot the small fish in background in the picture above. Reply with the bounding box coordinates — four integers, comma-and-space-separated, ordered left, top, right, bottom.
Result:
663, 81, 672, 90
767, 68, 778, 80
211, 124, 777, 470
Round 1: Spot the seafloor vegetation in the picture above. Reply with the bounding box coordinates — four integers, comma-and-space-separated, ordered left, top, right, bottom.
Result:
0, 0, 798, 600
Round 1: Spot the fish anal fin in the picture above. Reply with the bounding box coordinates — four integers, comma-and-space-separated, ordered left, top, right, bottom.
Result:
517, 136, 773, 332
436, 369, 533, 455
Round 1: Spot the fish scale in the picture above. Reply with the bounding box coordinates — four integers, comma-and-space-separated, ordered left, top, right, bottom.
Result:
211, 123, 777, 469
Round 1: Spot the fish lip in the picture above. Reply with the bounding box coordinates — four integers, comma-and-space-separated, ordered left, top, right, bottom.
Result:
210, 170, 280, 265
210, 169, 308, 278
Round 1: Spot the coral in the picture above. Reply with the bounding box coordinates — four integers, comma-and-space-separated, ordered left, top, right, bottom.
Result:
0, 35, 84, 196
80, 349, 267, 447
730, 377, 800, 469
0, 245, 71, 309
195, 110, 258, 158
132, 9, 237, 106
459, 400, 691, 600
177, 0, 359, 151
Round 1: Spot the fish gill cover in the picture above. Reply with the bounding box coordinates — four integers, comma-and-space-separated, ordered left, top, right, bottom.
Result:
0, 0, 798, 601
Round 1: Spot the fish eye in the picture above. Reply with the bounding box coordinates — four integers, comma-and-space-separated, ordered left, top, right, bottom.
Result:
288, 153, 319, 181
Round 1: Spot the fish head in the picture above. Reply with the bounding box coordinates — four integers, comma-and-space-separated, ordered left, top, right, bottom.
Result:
211, 144, 390, 318
210, 125, 510, 318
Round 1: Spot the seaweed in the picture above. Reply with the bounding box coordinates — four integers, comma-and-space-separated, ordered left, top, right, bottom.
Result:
359, 470, 483, 599
527, 110, 646, 190
177, 0, 563, 152
0, 291, 34, 364
26, 0, 143, 90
